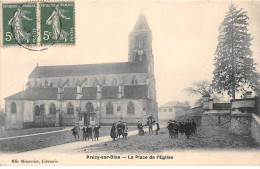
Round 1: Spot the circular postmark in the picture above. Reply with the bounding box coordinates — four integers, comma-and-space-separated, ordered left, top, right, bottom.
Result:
9, 2, 62, 51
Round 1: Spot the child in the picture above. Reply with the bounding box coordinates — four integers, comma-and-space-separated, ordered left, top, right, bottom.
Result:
71, 124, 80, 140
82, 125, 87, 141
86, 124, 93, 141
93, 124, 101, 141
155, 122, 160, 135
122, 122, 128, 139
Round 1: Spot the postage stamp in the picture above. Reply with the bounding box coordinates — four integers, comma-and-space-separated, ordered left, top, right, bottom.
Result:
40, 2, 75, 45
2, 3, 37, 46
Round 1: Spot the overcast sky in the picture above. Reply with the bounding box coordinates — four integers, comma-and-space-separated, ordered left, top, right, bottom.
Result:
0, 0, 259, 109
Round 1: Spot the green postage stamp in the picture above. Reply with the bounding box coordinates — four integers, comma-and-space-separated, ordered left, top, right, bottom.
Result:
1, 1, 75, 47
2, 3, 37, 46
40, 2, 75, 45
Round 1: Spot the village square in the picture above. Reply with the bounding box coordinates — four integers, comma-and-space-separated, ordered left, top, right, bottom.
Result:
0, 1, 260, 158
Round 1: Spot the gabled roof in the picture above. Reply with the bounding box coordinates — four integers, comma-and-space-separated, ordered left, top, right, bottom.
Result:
132, 12, 151, 32
5, 88, 58, 100
29, 62, 148, 78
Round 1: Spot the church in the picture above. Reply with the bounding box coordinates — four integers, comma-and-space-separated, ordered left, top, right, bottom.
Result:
4, 13, 158, 129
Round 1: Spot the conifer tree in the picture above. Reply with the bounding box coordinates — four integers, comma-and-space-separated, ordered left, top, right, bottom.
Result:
212, 4, 259, 99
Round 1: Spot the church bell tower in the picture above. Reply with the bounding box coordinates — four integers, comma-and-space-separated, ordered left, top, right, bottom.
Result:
129, 12, 154, 74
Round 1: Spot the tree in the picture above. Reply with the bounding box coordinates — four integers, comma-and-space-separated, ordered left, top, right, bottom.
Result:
185, 80, 223, 106
212, 4, 259, 99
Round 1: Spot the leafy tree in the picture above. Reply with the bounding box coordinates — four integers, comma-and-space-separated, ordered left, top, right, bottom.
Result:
185, 80, 223, 106
212, 4, 259, 99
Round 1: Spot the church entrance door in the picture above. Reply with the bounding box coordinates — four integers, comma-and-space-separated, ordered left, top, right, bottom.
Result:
85, 102, 94, 125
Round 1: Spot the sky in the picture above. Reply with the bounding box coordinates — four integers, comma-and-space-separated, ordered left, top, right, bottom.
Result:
0, 0, 260, 109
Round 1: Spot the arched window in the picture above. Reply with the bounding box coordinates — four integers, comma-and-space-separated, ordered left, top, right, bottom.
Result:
106, 102, 114, 115
127, 102, 135, 114
49, 103, 56, 115
86, 102, 94, 113
67, 102, 74, 114
34, 105, 41, 116
45, 80, 48, 86
11, 102, 16, 113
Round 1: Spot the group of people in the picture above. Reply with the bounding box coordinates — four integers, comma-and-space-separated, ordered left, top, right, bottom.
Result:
137, 120, 160, 136
110, 121, 128, 141
167, 119, 197, 139
71, 124, 101, 141
71, 117, 161, 142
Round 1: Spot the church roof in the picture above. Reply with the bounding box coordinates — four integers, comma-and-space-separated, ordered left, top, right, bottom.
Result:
132, 12, 151, 32
29, 62, 148, 78
5, 85, 148, 100
5, 88, 58, 100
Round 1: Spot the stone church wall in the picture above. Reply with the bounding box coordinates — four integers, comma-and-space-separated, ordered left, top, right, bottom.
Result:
100, 99, 147, 125
5, 100, 24, 129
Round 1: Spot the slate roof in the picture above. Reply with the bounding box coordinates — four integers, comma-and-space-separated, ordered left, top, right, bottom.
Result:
29, 62, 148, 78
213, 103, 231, 110
132, 12, 151, 32
5, 88, 58, 100
5, 85, 148, 100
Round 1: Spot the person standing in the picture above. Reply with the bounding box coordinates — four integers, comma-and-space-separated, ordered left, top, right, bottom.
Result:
86, 124, 93, 141
71, 124, 80, 140
167, 120, 173, 139
179, 121, 185, 135
155, 122, 160, 135
146, 117, 154, 135
122, 122, 128, 139
82, 125, 87, 141
93, 124, 101, 141
191, 119, 197, 135
137, 121, 144, 136
184, 119, 192, 139
110, 123, 117, 141
117, 121, 123, 138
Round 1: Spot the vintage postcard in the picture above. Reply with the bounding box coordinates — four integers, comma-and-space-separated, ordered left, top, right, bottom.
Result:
0, 0, 260, 166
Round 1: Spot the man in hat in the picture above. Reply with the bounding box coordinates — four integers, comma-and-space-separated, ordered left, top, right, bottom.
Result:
86, 124, 93, 141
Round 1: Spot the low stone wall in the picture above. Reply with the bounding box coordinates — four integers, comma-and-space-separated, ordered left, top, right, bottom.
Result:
251, 114, 260, 145
229, 113, 252, 135
202, 113, 230, 126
